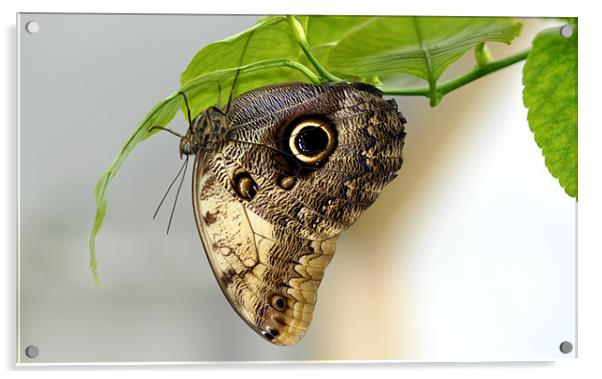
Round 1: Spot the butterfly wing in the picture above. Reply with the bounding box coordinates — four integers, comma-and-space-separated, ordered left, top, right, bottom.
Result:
192, 82, 405, 345
224, 82, 406, 239
193, 153, 337, 346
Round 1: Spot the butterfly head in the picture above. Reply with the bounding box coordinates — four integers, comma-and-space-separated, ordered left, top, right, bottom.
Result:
179, 106, 226, 158
178, 133, 194, 157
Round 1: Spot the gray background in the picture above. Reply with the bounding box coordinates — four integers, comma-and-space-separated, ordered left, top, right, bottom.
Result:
17, 14, 575, 363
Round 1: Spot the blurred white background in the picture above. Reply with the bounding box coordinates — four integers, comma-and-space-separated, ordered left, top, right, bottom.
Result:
17, 14, 575, 363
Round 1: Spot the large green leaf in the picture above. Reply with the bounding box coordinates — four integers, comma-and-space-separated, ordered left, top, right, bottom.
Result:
303, 16, 375, 81
328, 16, 522, 84
180, 16, 310, 117
89, 93, 182, 285
181, 16, 305, 81
523, 25, 578, 198
306, 16, 373, 47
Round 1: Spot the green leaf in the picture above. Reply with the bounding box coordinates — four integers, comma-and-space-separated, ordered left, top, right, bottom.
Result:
180, 16, 310, 117
89, 93, 182, 285
302, 16, 375, 81
306, 16, 373, 47
328, 17, 522, 87
181, 16, 305, 82
523, 25, 577, 198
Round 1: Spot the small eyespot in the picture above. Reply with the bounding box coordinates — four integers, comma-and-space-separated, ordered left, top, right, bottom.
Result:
270, 294, 287, 311
233, 172, 258, 200
266, 326, 280, 338
277, 175, 297, 190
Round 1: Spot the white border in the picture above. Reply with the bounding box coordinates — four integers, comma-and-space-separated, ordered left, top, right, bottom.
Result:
4, 0, 602, 377
15, 11, 21, 368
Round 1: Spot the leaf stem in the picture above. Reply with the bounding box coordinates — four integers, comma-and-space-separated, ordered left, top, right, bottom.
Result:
379, 48, 530, 105
475, 43, 494, 66
286, 15, 342, 83
438, 48, 530, 97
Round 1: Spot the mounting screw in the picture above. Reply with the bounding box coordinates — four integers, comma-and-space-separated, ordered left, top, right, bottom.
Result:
559, 341, 573, 354
560, 25, 573, 38
25, 21, 40, 34
25, 345, 39, 358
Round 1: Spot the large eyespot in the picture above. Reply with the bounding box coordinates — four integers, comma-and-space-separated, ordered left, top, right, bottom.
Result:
287, 118, 336, 165
233, 172, 258, 201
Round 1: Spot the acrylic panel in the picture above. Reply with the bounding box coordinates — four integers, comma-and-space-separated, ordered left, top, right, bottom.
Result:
17, 13, 576, 363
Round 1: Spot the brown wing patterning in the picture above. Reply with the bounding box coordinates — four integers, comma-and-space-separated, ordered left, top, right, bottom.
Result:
193, 158, 336, 345
187, 82, 406, 346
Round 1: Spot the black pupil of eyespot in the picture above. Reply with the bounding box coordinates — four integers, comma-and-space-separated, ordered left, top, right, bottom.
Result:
295, 126, 329, 156
275, 297, 285, 309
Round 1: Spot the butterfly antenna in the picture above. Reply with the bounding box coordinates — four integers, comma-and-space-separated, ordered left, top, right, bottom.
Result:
224, 30, 253, 114
178, 91, 193, 128
166, 155, 189, 234
153, 156, 188, 220
149, 125, 183, 138
225, 68, 241, 114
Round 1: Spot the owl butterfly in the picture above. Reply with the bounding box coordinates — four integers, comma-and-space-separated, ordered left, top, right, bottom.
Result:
175, 81, 406, 345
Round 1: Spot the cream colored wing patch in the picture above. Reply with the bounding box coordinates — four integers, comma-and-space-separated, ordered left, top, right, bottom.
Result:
192, 154, 337, 346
